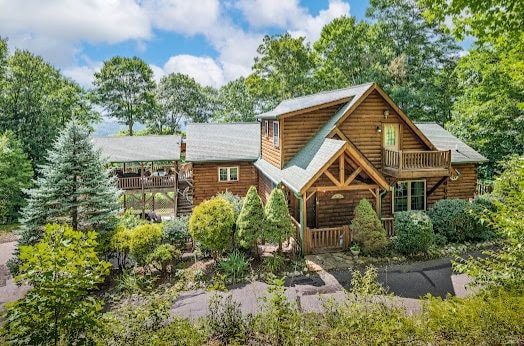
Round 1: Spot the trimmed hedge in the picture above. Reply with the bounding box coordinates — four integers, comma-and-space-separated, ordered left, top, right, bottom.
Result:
350, 199, 388, 254
394, 211, 434, 255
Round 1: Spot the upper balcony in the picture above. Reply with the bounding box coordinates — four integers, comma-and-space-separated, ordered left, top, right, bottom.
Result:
382, 148, 451, 178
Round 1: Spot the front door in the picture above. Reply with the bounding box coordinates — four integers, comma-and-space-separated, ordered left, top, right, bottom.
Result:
383, 123, 400, 151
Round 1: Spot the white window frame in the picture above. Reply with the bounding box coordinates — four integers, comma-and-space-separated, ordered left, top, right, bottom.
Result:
392, 179, 426, 213
264, 120, 269, 138
273, 121, 279, 147
218, 166, 239, 182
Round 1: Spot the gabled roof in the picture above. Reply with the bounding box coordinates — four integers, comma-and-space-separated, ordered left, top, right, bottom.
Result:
186, 123, 260, 162
255, 138, 347, 194
415, 123, 488, 164
92, 135, 181, 163
258, 83, 374, 119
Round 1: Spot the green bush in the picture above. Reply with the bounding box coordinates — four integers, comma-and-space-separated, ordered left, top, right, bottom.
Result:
427, 199, 475, 242
189, 197, 235, 258
469, 195, 497, 241
163, 215, 190, 247
218, 250, 250, 283
264, 188, 294, 251
118, 208, 145, 229
264, 254, 285, 274
216, 190, 244, 218
394, 211, 434, 255
236, 186, 265, 254
128, 224, 163, 266
147, 244, 181, 274
208, 294, 249, 344
350, 199, 388, 254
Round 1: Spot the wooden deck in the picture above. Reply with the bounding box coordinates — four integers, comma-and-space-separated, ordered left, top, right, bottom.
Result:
382, 148, 451, 178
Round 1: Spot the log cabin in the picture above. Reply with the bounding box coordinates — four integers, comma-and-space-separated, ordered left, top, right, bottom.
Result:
186, 83, 488, 254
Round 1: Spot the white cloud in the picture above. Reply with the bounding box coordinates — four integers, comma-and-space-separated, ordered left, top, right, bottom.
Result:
163, 55, 225, 88
62, 64, 100, 89
237, 0, 350, 42
145, 0, 220, 34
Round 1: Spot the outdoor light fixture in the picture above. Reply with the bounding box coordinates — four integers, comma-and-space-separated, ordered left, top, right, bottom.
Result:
383, 109, 389, 118
331, 193, 344, 200
376, 125, 382, 133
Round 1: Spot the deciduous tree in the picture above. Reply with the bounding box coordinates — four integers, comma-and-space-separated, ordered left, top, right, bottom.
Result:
93, 56, 156, 136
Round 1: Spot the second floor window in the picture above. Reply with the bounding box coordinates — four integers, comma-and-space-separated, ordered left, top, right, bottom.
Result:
273, 121, 279, 147
393, 180, 426, 212
218, 167, 239, 182
383, 123, 399, 150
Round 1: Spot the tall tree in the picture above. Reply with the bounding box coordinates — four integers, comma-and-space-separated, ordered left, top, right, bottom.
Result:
93, 56, 156, 136
0, 131, 32, 223
314, 16, 391, 89
366, 0, 460, 122
0, 50, 99, 166
19, 121, 120, 246
236, 186, 265, 256
447, 45, 524, 176
246, 33, 317, 110
2, 224, 111, 346
151, 73, 213, 133
420, 0, 524, 46
213, 77, 257, 123
264, 188, 294, 252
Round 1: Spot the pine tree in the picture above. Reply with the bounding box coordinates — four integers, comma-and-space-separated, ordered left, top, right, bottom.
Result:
264, 188, 293, 252
18, 121, 120, 246
236, 186, 265, 256
350, 199, 388, 254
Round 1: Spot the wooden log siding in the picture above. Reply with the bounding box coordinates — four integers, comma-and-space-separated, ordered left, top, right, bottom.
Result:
258, 173, 274, 203
261, 120, 281, 168
447, 164, 477, 200
338, 90, 429, 169
192, 161, 258, 205
282, 104, 342, 165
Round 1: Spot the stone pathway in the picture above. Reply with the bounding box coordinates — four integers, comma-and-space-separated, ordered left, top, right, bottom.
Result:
0, 241, 29, 310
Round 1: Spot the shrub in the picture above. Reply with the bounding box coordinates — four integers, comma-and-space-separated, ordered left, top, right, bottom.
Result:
1, 224, 111, 345
208, 294, 249, 344
110, 226, 133, 269
350, 199, 388, 254
163, 215, 190, 247
147, 244, 181, 274
118, 208, 145, 229
236, 186, 265, 254
264, 254, 285, 274
427, 199, 475, 242
216, 190, 244, 218
189, 197, 235, 258
469, 195, 497, 241
350, 266, 388, 297
114, 270, 155, 296
218, 250, 250, 283
264, 188, 294, 251
128, 223, 163, 266
394, 211, 434, 255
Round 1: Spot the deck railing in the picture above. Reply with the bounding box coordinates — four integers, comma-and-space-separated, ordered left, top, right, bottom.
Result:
476, 181, 493, 196
117, 176, 177, 190
383, 148, 451, 171
304, 225, 351, 254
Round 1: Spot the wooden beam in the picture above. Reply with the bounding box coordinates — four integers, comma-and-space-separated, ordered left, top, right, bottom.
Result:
344, 167, 362, 186
428, 176, 448, 197
301, 145, 347, 193
375, 187, 380, 215
323, 169, 341, 187
369, 188, 377, 198
339, 155, 345, 185
305, 190, 316, 202
308, 183, 379, 193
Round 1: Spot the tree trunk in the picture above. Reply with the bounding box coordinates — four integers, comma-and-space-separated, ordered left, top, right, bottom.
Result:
128, 122, 133, 136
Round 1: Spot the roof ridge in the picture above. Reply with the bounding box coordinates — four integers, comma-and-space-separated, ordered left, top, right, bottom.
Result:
277, 82, 374, 105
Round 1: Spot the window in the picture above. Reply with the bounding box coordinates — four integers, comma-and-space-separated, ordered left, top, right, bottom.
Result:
273, 121, 279, 147
393, 180, 426, 212
383, 123, 399, 150
265, 120, 269, 138
218, 167, 239, 182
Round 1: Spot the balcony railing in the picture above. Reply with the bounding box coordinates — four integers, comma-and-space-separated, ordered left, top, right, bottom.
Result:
117, 175, 177, 190
382, 148, 451, 178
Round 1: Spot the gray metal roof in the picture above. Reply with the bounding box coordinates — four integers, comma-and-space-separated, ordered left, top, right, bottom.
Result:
415, 123, 488, 164
255, 138, 346, 194
258, 83, 374, 119
92, 135, 181, 163
186, 123, 261, 162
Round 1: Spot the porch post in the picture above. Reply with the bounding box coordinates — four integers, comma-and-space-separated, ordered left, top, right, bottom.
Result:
375, 187, 381, 216
298, 193, 306, 256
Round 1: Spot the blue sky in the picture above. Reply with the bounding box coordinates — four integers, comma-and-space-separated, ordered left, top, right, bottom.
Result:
0, 0, 466, 90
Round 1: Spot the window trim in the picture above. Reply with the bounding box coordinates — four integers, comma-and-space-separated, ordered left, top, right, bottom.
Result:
392, 179, 426, 213
218, 166, 240, 182
272, 121, 279, 147
264, 120, 269, 138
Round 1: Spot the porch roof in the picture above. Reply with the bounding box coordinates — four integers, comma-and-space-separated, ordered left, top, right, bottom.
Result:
92, 135, 181, 163
255, 138, 346, 194
415, 123, 488, 164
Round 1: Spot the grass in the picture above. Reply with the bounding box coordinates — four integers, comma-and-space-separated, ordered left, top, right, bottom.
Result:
0, 223, 19, 243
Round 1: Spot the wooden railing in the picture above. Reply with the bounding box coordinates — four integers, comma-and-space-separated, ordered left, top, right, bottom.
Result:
304, 225, 350, 254
383, 148, 451, 171
476, 181, 493, 196
117, 176, 176, 190
381, 217, 395, 237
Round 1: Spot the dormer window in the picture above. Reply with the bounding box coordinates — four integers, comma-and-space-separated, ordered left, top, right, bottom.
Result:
265, 120, 269, 138
273, 121, 279, 147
